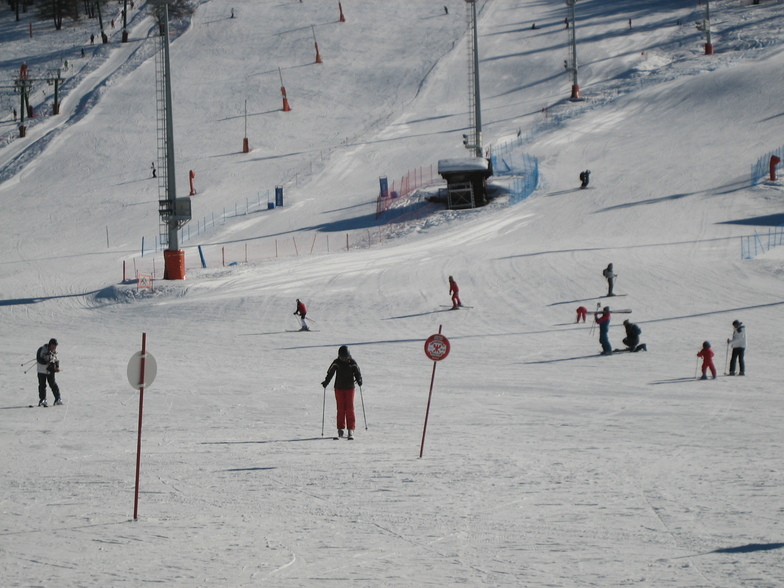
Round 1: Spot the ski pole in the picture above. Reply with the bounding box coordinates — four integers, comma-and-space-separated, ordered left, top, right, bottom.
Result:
358, 385, 367, 430
694, 357, 700, 379
21, 358, 36, 367
724, 340, 730, 375
305, 316, 316, 323
321, 385, 327, 437
589, 303, 600, 337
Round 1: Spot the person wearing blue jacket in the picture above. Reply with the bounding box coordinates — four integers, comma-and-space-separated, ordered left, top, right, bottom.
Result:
595, 307, 612, 355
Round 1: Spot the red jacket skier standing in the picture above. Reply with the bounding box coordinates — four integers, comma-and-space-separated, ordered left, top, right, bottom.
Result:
294, 299, 309, 331
448, 276, 462, 309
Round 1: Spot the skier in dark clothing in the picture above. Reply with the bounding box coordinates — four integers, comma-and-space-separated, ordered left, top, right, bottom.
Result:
603, 263, 616, 296
322, 346, 362, 439
595, 307, 612, 355
622, 320, 646, 352
727, 320, 746, 375
579, 169, 591, 188
36, 338, 62, 406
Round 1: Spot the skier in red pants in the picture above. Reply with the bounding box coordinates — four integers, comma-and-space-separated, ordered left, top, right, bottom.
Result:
321, 345, 363, 440
448, 276, 463, 309
697, 341, 717, 380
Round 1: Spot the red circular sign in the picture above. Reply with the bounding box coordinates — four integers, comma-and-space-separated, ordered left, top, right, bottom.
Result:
424, 334, 450, 361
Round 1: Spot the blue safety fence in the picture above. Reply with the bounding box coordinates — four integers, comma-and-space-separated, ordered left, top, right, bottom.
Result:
741, 226, 784, 259
490, 136, 539, 205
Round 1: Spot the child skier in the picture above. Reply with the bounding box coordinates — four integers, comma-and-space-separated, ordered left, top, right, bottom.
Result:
697, 341, 717, 380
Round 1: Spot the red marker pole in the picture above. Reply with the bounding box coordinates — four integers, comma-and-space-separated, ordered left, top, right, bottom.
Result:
420, 326, 450, 458
133, 333, 147, 520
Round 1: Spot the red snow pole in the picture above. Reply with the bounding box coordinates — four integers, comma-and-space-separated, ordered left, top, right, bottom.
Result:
279, 68, 292, 112
770, 155, 781, 181
312, 26, 323, 64
242, 99, 250, 153
127, 334, 156, 520
189, 170, 196, 196
132, 333, 147, 520
338, 2, 345, 22
420, 326, 451, 458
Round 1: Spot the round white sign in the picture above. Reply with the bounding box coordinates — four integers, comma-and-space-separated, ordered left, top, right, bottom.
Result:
127, 351, 157, 389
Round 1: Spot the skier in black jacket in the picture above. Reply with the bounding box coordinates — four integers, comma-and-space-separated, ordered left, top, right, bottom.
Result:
622, 320, 646, 352
36, 338, 62, 406
321, 345, 362, 439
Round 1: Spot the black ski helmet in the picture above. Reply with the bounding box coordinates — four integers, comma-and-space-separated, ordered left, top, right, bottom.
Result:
703, 341, 711, 349
48, 338, 58, 347
338, 345, 350, 358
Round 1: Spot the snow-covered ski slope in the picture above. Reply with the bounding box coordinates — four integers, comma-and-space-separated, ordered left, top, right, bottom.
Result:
2, 1, 784, 586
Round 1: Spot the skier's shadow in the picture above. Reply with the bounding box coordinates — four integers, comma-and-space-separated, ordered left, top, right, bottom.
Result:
522, 354, 598, 364
383, 309, 453, 320
649, 377, 696, 385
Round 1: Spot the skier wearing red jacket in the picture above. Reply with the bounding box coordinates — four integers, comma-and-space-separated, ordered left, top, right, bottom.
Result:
448, 276, 462, 309
294, 299, 309, 331
697, 341, 717, 380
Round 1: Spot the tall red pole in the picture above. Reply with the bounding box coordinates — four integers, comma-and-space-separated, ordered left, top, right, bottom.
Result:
419, 325, 443, 458
133, 333, 147, 520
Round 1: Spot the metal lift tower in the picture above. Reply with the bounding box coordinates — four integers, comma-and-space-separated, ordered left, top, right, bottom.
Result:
152, 0, 190, 279
566, 0, 581, 101
464, 0, 483, 158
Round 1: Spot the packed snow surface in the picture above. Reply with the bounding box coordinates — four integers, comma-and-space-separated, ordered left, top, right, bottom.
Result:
1, 0, 784, 586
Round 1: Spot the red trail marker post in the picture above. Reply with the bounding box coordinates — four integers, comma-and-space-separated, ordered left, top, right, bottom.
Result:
127, 333, 157, 520
420, 326, 450, 458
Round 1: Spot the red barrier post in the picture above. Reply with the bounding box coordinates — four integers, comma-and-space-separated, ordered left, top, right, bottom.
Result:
770, 155, 781, 181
